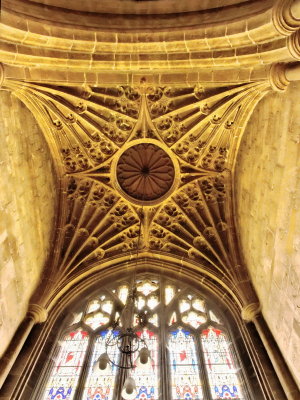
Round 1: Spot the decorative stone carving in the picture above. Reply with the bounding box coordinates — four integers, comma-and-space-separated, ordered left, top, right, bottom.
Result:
269, 63, 290, 91
117, 143, 175, 202
27, 304, 48, 324
241, 303, 261, 322
273, 0, 300, 36
5, 81, 270, 303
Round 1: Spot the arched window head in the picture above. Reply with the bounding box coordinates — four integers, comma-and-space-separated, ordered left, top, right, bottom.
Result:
34, 274, 251, 400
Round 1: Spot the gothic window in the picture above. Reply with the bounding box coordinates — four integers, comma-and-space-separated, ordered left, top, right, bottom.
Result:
34, 275, 250, 400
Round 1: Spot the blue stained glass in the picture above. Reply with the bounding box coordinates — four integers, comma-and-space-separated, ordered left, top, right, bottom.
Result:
169, 328, 203, 400
82, 329, 119, 400
201, 328, 244, 399
42, 329, 89, 400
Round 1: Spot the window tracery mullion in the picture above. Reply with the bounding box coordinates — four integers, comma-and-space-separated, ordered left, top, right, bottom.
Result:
73, 333, 94, 400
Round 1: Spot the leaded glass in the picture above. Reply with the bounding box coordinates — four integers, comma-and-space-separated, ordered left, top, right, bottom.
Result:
87, 301, 101, 314
192, 299, 205, 313
118, 285, 129, 304
182, 311, 207, 329
201, 327, 244, 399
42, 329, 89, 400
169, 312, 177, 326
169, 328, 203, 400
82, 329, 119, 400
137, 280, 158, 296
137, 296, 146, 310
147, 296, 159, 310
179, 299, 190, 313
132, 329, 159, 400
37, 275, 249, 400
101, 300, 113, 315
165, 285, 175, 305
84, 313, 109, 330
148, 314, 158, 327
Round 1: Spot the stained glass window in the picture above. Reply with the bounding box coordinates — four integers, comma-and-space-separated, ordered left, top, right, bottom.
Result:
41, 329, 89, 400
132, 329, 159, 399
169, 328, 203, 400
201, 327, 244, 399
37, 275, 249, 400
82, 330, 119, 400
165, 285, 175, 305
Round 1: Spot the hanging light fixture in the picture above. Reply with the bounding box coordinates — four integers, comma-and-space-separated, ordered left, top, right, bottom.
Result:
95, 207, 151, 398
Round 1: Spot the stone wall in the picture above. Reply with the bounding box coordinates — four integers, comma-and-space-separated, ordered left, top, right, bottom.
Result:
235, 82, 300, 388
0, 90, 57, 357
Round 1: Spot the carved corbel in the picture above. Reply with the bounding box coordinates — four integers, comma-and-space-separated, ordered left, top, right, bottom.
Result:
27, 304, 48, 324
269, 61, 300, 90
241, 302, 261, 322
273, 0, 300, 35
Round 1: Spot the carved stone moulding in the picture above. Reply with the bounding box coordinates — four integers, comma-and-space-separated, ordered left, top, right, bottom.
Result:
114, 140, 178, 205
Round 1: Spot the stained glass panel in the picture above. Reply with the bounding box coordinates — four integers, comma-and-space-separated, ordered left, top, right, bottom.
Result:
165, 285, 175, 305
201, 328, 244, 399
169, 328, 203, 400
148, 314, 158, 327
182, 311, 207, 329
85, 313, 109, 330
132, 329, 159, 400
179, 299, 190, 313
137, 281, 158, 296
118, 285, 129, 304
87, 301, 101, 313
147, 296, 159, 310
137, 296, 146, 310
169, 312, 177, 326
101, 300, 113, 315
82, 329, 119, 400
192, 299, 205, 313
42, 329, 89, 400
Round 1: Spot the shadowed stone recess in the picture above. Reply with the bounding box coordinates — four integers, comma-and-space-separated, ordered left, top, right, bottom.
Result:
117, 143, 175, 202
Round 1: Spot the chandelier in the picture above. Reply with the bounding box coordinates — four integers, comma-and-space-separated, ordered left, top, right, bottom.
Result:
94, 208, 151, 399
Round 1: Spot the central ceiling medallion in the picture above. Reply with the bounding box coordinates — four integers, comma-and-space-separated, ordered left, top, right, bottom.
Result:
116, 142, 175, 205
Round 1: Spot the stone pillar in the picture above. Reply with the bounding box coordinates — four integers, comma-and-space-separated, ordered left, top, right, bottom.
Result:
242, 305, 300, 400
0, 304, 48, 390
